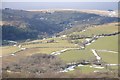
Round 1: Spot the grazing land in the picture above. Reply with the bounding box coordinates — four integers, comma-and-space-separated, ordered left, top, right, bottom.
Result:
1, 8, 119, 78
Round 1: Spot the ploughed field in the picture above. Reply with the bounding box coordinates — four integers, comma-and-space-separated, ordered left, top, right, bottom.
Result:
1, 23, 119, 78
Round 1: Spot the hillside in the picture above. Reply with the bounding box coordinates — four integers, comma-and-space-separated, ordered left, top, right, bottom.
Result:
1, 22, 119, 78
80, 10, 118, 17
1, 8, 119, 41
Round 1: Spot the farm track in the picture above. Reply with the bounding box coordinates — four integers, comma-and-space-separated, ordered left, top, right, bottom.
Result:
3, 31, 119, 57
2, 46, 79, 57
97, 50, 118, 53
51, 48, 80, 55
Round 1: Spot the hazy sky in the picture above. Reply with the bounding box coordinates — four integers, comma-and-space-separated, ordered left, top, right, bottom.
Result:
2, 0, 119, 2
2, 2, 118, 10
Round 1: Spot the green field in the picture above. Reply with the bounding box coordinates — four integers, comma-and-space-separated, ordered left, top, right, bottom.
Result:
22, 38, 78, 48
71, 23, 118, 36
2, 23, 119, 74
68, 65, 118, 74
87, 35, 118, 51
59, 35, 118, 63
70, 65, 107, 73
97, 52, 118, 64
2, 37, 79, 56
59, 49, 95, 63
16, 48, 66, 56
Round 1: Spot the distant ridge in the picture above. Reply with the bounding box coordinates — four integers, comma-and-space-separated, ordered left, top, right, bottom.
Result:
28, 9, 118, 17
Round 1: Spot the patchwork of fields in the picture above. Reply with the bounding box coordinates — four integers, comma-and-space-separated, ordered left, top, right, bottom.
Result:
1, 23, 119, 75
60, 35, 118, 69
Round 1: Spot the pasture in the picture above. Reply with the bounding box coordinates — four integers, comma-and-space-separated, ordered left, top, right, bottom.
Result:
72, 23, 118, 36
2, 23, 119, 74
59, 49, 95, 63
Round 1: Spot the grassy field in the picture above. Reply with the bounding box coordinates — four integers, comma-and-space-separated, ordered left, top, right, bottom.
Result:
71, 23, 118, 36
15, 48, 65, 56
87, 35, 118, 51
22, 38, 78, 48
2, 23, 119, 75
68, 65, 118, 74
12, 24, 118, 64
59, 35, 118, 62
59, 49, 96, 63
71, 65, 107, 73
97, 52, 118, 64
59, 35, 118, 64
2, 37, 79, 56
1, 46, 21, 56
22, 42, 76, 48
57, 23, 119, 74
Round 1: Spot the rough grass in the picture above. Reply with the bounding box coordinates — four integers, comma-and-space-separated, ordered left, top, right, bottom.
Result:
1, 46, 20, 56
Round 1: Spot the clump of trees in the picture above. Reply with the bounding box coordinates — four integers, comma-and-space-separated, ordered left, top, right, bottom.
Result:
2, 25, 38, 41
2, 54, 65, 78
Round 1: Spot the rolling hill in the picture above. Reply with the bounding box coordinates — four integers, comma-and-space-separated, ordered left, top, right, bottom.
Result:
1, 8, 119, 41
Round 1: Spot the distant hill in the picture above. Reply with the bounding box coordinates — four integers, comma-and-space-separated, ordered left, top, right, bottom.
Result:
1, 9, 119, 41
79, 10, 118, 17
